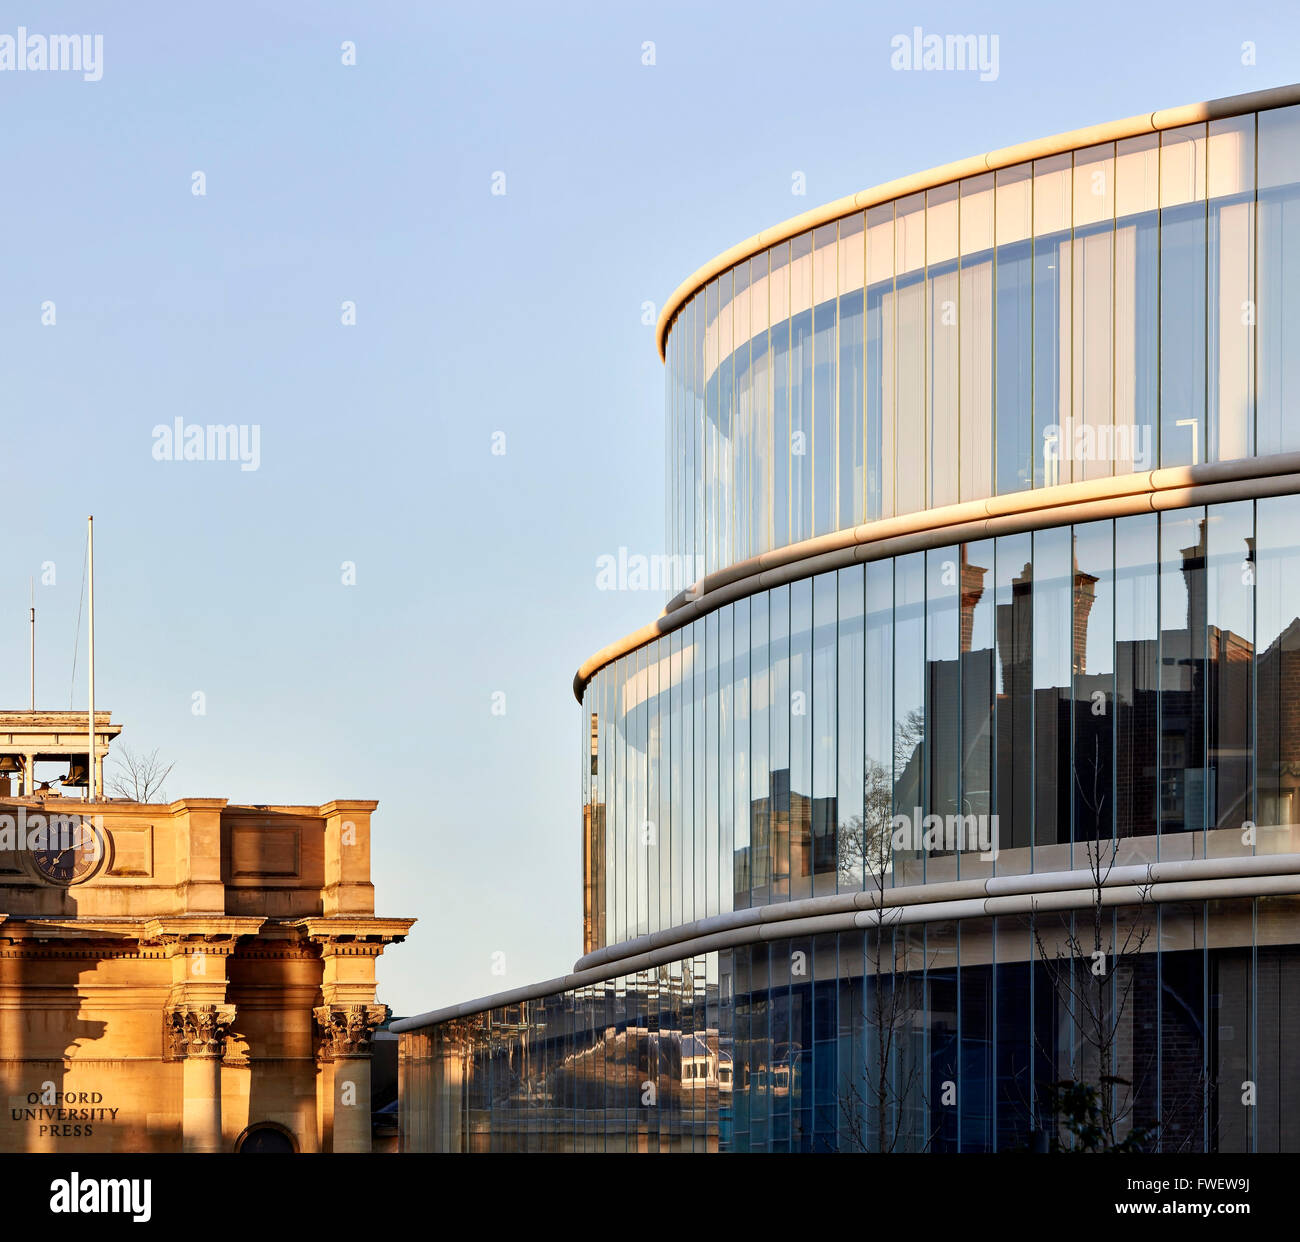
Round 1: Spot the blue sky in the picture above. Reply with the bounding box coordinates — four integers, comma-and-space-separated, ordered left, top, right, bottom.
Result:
1, 0, 1295, 1014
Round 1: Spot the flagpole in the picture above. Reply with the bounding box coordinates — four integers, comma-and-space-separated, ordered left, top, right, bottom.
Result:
87, 516, 95, 802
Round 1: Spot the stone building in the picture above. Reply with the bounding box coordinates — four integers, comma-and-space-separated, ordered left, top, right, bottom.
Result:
0, 710, 413, 1152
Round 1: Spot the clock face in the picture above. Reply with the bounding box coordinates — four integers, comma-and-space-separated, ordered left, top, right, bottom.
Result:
29, 823, 106, 886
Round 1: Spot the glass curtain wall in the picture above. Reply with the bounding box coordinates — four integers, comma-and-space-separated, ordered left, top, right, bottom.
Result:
404, 897, 1296, 1153
664, 106, 1297, 582
584, 499, 1300, 951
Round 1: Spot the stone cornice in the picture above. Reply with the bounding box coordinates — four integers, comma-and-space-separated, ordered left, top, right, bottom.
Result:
287, 916, 415, 945
141, 916, 265, 948
317, 800, 379, 817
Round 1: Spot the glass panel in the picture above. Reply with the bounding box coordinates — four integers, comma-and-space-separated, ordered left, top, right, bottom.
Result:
893, 552, 926, 886
864, 559, 895, 890
1033, 153, 1072, 487
717, 272, 735, 571
996, 531, 1034, 869
895, 194, 926, 513
1160, 125, 1208, 467
866, 203, 895, 519
928, 183, 960, 509
961, 539, 996, 880
812, 574, 838, 892
733, 601, 751, 910
1257, 895, 1300, 1150
705, 279, 720, 574
790, 232, 814, 544
837, 565, 865, 891
1207, 115, 1255, 464
960, 918, 994, 1150
613, 660, 626, 943
1159, 507, 1207, 860
1114, 135, 1159, 476
1115, 512, 1159, 862
1033, 525, 1072, 864
658, 638, 672, 933
1257, 105, 1300, 455
770, 586, 791, 902
733, 260, 752, 562
1208, 897, 1253, 1152
1159, 902, 1207, 1152
838, 214, 866, 530
928, 921, 959, 1151
750, 592, 771, 906
719, 609, 733, 916
706, 610, 720, 920
751, 250, 772, 560
771, 243, 791, 549
1072, 144, 1115, 482
790, 578, 813, 901
694, 618, 706, 920
1255, 494, 1300, 852
813, 222, 838, 536
1072, 520, 1115, 850
670, 631, 684, 929
960, 173, 995, 502
995, 164, 1034, 495
1206, 501, 1254, 856
926, 545, 961, 884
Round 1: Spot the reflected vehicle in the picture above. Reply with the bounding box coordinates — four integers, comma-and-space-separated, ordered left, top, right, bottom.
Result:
681, 1033, 716, 1091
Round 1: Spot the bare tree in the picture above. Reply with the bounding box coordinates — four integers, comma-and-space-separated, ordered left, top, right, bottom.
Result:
1028, 734, 1163, 1150
837, 753, 936, 1153
107, 745, 175, 803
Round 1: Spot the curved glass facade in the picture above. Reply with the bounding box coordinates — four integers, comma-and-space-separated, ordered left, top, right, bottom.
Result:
666, 105, 1300, 580
585, 497, 1300, 951
400, 89, 1300, 1155
402, 899, 1299, 1152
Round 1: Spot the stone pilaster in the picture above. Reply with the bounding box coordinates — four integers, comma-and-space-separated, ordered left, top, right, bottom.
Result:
144, 917, 262, 1153
314, 1002, 388, 1153
164, 1003, 237, 1153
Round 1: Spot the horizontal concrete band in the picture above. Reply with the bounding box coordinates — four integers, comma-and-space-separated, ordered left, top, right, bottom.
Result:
572, 452, 1300, 702
390, 851, 1300, 1033
655, 82, 1300, 361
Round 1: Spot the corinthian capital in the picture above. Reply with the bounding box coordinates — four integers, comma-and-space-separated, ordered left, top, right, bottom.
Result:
165, 1003, 237, 1060
314, 1003, 389, 1060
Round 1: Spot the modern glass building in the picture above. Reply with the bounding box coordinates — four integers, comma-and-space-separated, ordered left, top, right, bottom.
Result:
396, 85, 1300, 1153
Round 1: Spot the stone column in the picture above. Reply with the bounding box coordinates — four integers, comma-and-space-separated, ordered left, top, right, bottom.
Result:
166, 1004, 236, 1153
314, 1003, 388, 1153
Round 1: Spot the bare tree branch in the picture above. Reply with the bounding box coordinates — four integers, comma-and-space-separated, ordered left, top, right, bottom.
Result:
107, 745, 174, 803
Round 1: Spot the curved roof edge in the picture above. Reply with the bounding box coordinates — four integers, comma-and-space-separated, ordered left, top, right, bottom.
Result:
654, 82, 1300, 362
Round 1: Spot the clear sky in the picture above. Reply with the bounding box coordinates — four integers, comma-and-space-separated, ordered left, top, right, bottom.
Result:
1, 0, 1296, 1014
